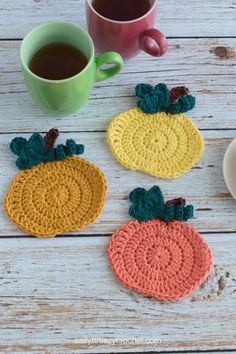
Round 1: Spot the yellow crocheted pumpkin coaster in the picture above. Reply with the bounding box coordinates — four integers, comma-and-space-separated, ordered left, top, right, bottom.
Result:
4, 130, 107, 238
107, 83, 204, 179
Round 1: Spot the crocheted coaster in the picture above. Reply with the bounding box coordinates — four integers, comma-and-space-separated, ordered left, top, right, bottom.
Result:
108, 186, 213, 301
107, 83, 204, 179
4, 129, 107, 238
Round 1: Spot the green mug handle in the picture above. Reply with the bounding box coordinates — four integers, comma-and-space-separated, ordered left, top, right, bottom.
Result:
95, 52, 123, 82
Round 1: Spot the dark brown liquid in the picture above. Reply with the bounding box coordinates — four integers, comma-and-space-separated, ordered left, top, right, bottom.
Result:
92, 0, 151, 21
29, 43, 88, 80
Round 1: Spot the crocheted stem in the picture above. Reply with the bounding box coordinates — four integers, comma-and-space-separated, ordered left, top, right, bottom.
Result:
44, 128, 59, 150
135, 83, 196, 115
129, 186, 194, 222
165, 197, 186, 207
10, 131, 85, 170
170, 86, 189, 103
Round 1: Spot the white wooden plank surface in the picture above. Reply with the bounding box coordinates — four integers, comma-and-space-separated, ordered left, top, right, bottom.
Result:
0, 234, 235, 353
0, 0, 236, 352
0, 38, 236, 132
0, 0, 235, 38
0, 130, 236, 236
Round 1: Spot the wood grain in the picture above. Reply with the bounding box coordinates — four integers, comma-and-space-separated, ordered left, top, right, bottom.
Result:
0, 39, 235, 132
1, 130, 236, 236
0, 234, 235, 352
0, 0, 235, 38
0, 0, 235, 352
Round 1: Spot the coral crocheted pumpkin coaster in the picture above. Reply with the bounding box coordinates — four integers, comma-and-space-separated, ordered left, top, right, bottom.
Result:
107, 83, 204, 179
108, 186, 213, 301
4, 129, 107, 238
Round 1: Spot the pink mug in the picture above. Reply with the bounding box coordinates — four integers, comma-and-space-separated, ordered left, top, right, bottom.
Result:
86, 0, 168, 60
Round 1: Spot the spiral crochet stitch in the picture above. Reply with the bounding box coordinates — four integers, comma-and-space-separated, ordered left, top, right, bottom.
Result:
4, 130, 107, 238
5, 157, 107, 237
108, 219, 213, 301
107, 108, 204, 179
108, 186, 213, 301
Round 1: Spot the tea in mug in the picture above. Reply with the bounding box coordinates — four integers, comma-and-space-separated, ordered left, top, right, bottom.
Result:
29, 42, 88, 80
92, 0, 152, 22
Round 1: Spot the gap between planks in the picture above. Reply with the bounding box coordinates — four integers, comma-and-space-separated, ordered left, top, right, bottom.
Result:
0, 230, 236, 239
0, 36, 236, 41
0, 38, 235, 132
99, 351, 236, 354
0, 234, 235, 352
1, 128, 236, 136
0, 0, 235, 38
1, 130, 236, 235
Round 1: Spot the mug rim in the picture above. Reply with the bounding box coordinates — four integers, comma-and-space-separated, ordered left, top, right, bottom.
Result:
20, 21, 95, 83
86, 0, 157, 24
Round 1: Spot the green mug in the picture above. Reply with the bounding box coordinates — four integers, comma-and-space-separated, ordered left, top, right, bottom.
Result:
20, 21, 124, 114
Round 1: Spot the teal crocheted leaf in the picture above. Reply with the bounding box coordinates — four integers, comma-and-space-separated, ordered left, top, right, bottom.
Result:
147, 185, 164, 208
28, 133, 46, 155
10, 137, 28, 157
42, 149, 55, 163
129, 186, 164, 221
129, 185, 194, 223
135, 83, 154, 98
136, 83, 170, 114
175, 204, 184, 220
16, 156, 41, 170
129, 188, 146, 204
162, 204, 175, 222
167, 95, 196, 114
153, 83, 170, 109
55, 144, 67, 161
183, 205, 194, 221
66, 139, 85, 155
129, 203, 164, 222
54, 140, 85, 161
9, 131, 85, 170
12, 135, 46, 170
129, 186, 165, 221
135, 82, 196, 115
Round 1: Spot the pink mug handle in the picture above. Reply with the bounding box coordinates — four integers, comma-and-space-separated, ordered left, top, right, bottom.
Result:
140, 29, 168, 57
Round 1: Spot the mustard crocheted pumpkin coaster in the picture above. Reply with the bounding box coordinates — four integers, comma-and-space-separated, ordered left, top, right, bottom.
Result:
107, 83, 204, 179
4, 129, 107, 238
108, 186, 213, 301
